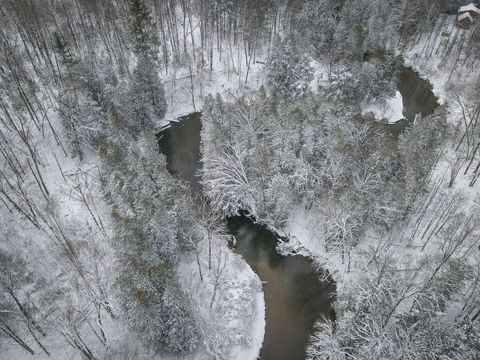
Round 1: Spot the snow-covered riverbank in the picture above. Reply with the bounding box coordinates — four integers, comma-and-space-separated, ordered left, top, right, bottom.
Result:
175, 246, 265, 360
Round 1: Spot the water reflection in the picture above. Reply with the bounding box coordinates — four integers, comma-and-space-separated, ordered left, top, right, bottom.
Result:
158, 113, 335, 360
228, 216, 335, 360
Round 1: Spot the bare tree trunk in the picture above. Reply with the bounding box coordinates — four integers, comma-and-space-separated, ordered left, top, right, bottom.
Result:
196, 250, 203, 282
0, 319, 35, 355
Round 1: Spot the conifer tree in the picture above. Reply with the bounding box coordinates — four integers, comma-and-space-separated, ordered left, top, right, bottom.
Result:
126, 0, 167, 128
105, 134, 199, 354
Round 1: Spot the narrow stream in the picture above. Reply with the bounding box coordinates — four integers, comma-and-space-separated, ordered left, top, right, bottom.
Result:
157, 113, 335, 360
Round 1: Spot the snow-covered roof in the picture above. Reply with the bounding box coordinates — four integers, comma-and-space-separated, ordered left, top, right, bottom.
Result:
459, 3, 480, 14
458, 12, 474, 22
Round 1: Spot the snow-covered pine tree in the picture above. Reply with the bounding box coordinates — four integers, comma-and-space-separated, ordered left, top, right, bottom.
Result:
122, 0, 167, 134
105, 133, 199, 354
266, 37, 314, 98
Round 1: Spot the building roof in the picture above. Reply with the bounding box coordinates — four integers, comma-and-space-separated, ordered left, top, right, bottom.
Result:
458, 12, 474, 22
459, 3, 480, 14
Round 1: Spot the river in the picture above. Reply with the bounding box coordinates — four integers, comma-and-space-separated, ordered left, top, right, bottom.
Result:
397, 66, 439, 123
156, 65, 437, 359
389, 66, 439, 135
157, 113, 335, 360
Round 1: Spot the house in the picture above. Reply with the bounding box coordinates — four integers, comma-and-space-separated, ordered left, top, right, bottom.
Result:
458, 11, 474, 28
457, 3, 480, 28
459, 3, 480, 18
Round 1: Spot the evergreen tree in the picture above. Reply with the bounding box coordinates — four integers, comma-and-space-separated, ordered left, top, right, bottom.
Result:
129, 0, 156, 56
106, 134, 199, 354
57, 57, 116, 158
266, 38, 313, 98
52, 32, 79, 67
130, 55, 167, 126
123, 0, 167, 130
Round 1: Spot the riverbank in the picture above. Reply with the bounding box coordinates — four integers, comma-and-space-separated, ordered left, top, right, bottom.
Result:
229, 215, 335, 360
163, 37, 478, 358
158, 114, 267, 360
402, 13, 479, 105
267, 18, 480, 358
159, 113, 337, 359
156, 9, 267, 129
175, 242, 265, 360
264, 11, 480, 280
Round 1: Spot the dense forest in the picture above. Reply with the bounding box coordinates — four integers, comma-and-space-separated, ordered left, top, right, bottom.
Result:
1, 0, 480, 359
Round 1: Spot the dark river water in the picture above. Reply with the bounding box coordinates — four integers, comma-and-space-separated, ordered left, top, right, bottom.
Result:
228, 216, 335, 360
397, 66, 439, 122
389, 66, 439, 135
157, 113, 335, 360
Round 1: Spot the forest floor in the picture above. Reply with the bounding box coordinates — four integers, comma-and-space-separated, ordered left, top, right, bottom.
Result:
159, 14, 480, 359
160, 46, 266, 126
159, 13, 480, 358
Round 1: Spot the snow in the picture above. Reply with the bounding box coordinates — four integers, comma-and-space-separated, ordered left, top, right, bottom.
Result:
459, 3, 480, 14
6, 3, 480, 359
229, 276, 265, 360
458, 12, 474, 22
148, 15, 269, 357
0, 105, 115, 360
159, 61, 265, 127
175, 242, 265, 360
362, 91, 404, 123
278, 204, 351, 284
157, 10, 265, 127
151, 14, 268, 358
402, 14, 480, 104
309, 60, 335, 90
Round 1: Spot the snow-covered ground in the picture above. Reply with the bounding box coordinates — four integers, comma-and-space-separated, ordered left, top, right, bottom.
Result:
176, 243, 265, 360
166, 10, 479, 359
153, 14, 268, 359
362, 91, 404, 123
162, 60, 265, 124
6, 5, 480, 359
0, 114, 115, 359
157, 8, 266, 126
161, 13, 480, 358
156, 18, 267, 360
402, 14, 480, 104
